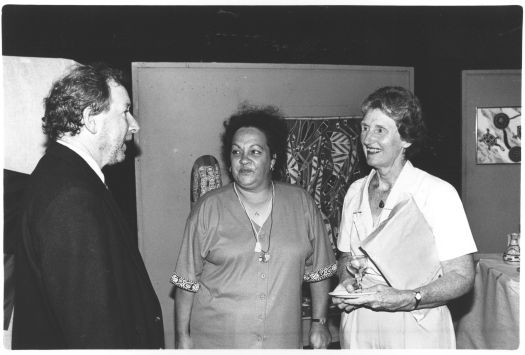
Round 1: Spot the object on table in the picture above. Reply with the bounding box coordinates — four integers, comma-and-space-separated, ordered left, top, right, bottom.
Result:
503, 232, 520, 264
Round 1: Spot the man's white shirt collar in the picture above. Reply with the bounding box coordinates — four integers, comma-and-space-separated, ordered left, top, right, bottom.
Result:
57, 139, 106, 184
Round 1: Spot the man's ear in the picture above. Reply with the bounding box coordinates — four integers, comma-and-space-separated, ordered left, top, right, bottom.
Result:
82, 107, 97, 134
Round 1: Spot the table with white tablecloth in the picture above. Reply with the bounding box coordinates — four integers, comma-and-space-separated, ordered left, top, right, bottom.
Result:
455, 253, 520, 349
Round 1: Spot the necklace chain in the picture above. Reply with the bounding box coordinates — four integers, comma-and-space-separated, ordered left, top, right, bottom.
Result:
233, 182, 274, 262
372, 176, 392, 209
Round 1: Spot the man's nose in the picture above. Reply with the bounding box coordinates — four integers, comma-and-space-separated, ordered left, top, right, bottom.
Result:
126, 114, 140, 141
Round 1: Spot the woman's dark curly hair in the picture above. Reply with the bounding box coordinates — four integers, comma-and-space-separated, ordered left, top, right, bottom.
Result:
221, 104, 288, 181
42, 62, 127, 141
361, 86, 427, 160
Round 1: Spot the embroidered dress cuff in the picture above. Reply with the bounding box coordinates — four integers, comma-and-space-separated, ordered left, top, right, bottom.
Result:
303, 263, 337, 282
170, 273, 200, 292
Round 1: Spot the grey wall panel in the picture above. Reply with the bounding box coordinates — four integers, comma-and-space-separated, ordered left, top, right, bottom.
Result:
132, 62, 413, 347
461, 70, 521, 253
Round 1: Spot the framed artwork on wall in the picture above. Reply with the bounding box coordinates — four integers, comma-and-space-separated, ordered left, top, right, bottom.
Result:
476, 107, 521, 164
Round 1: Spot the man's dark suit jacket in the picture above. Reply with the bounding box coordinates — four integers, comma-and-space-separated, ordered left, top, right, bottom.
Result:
12, 142, 165, 349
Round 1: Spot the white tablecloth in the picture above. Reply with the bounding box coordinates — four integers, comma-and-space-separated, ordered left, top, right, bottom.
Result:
455, 253, 519, 349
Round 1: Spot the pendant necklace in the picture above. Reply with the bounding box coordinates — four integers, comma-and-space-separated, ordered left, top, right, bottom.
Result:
233, 182, 274, 263
375, 180, 391, 209
377, 188, 390, 209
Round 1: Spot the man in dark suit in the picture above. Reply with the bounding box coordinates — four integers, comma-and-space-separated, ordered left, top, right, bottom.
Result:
12, 63, 164, 349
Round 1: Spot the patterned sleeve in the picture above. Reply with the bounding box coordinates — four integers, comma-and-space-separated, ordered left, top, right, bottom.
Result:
170, 203, 206, 293
302, 191, 337, 282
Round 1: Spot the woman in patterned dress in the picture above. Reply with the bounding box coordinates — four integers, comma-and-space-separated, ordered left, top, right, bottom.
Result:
171, 105, 337, 349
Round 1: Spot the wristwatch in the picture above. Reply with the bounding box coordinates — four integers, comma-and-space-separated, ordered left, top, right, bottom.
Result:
414, 291, 422, 310
311, 317, 327, 325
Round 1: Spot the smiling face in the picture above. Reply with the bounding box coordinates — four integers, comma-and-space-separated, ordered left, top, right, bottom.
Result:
97, 82, 139, 167
360, 108, 411, 171
230, 126, 275, 191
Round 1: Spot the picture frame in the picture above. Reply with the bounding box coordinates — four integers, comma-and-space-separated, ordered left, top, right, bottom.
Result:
476, 107, 521, 164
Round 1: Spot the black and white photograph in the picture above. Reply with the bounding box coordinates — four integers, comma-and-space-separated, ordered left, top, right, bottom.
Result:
2, 1, 522, 350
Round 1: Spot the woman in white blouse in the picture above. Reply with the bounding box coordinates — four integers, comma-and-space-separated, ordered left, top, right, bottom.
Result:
332, 86, 477, 348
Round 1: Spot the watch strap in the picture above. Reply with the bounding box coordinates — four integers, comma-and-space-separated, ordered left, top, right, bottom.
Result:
311, 317, 327, 325
414, 291, 422, 310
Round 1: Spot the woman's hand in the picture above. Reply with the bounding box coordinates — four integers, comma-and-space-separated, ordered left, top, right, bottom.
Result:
331, 280, 359, 312
342, 277, 359, 293
333, 284, 415, 312
309, 322, 331, 349
175, 333, 193, 349
333, 255, 476, 315
309, 278, 332, 348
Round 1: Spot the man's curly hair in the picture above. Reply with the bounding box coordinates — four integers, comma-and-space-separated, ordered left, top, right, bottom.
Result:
42, 63, 127, 141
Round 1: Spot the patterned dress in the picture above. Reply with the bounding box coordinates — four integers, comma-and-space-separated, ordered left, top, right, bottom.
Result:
171, 182, 336, 348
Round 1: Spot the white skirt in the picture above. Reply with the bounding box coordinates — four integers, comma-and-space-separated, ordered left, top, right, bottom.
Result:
339, 304, 456, 349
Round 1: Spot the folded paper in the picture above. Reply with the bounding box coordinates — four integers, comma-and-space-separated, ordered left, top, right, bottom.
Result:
360, 197, 442, 290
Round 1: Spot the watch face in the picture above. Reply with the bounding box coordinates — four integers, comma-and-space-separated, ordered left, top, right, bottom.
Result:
415, 292, 422, 300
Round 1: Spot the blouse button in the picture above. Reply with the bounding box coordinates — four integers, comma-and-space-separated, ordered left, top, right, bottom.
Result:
260, 273, 266, 279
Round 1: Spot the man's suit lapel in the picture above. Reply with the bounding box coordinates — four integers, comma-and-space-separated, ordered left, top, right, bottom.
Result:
47, 142, 107, 191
